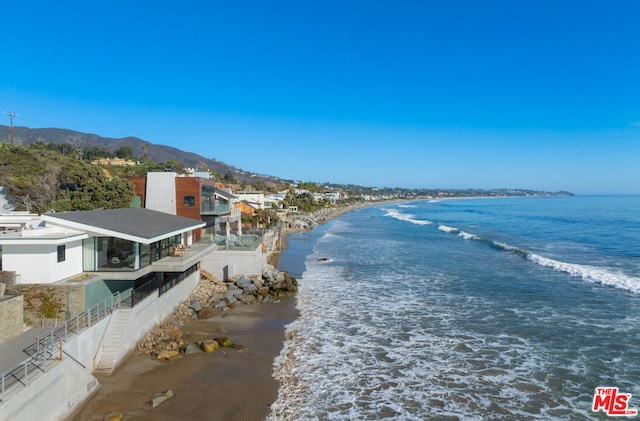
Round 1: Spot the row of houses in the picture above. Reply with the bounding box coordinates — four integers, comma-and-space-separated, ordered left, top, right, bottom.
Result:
0, 171, 354, 420
0, 171, 348, 326
0, 172, 279, 345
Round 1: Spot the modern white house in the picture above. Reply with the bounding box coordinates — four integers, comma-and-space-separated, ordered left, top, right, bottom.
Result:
1, 208, 205, 282
0, 208, 213, 312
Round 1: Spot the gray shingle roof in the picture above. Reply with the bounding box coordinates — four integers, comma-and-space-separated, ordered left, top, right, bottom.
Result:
43, 208, 204, 241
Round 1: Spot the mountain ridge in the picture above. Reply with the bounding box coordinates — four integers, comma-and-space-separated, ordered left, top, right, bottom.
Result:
0, 124, 256, 181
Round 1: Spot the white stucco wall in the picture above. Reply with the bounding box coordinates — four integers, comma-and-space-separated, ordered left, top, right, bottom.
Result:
3, 240, 84, 284
0, 317, 109, 421
201, 248, 266, 280
0, 357, 100, 421
146, 172, 177, 215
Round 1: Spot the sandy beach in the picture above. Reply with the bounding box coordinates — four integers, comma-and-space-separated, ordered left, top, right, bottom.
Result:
70, 297, 298, 421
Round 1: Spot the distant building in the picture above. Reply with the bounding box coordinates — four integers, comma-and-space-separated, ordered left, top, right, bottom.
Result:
237, 200, 261, 218
127, 172, 240, 242
91, 157, 138, 166
234, 191, 265, 209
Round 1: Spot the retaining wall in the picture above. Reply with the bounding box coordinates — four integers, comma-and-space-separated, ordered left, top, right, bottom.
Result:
0, 270, 200, 421
0, 294, 23, 345
201, 247, 266, 280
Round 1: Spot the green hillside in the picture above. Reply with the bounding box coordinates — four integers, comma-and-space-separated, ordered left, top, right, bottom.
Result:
0, 144, 134, 213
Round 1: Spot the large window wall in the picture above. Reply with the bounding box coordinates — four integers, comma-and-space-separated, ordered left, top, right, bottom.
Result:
82, 234, 183, 272
201, 185, 215, 213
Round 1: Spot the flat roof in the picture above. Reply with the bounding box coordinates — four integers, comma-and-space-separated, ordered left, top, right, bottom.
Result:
42, 208, 205, 243
0, 227, 87, 245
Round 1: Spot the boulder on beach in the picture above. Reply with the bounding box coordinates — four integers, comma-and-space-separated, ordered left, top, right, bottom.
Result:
199, 339, 220, 352
103, 412, 124, 421
214, 337, 234, 347
137, 262, 297, 360
147, 389, 174, 408
196, 307, 216, 319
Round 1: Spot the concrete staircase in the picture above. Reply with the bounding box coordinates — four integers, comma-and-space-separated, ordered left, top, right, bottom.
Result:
94, 308, 132, 375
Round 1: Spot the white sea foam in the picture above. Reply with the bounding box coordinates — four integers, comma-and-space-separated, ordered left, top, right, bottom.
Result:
438, 224, 458, 233
527, 253, 640, 294
269, 254, 581, 420
458, 230, 477, 240
383, 208, 432, 225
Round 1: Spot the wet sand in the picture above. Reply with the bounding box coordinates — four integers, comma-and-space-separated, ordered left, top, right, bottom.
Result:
71, 297, 298, 421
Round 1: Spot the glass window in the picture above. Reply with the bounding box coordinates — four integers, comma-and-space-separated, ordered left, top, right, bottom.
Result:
83, 238, 96, 271
201, 186, 215, 213
96, 237, 138, 271
140, 243, 151, 267
131, 194, 143, 208
57, 245, 66, 262
184, 196, 195, 207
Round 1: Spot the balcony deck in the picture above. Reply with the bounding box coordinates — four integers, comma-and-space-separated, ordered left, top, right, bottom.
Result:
151, 240, 217, 270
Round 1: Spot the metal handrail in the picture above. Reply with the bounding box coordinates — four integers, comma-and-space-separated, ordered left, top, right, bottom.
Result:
0, 290, 127, 404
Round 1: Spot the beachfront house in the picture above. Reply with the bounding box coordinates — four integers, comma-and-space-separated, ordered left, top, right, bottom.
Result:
128, 171, 241, 242
127, 172, 266, 275
0, 207, 212, 314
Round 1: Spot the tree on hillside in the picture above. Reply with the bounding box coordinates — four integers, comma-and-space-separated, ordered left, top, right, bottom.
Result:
50, 161, 134, 211
223, 173, 238, 184
82, 146, 114, 161
116, 146, 134, 159
0, 146, 62, 212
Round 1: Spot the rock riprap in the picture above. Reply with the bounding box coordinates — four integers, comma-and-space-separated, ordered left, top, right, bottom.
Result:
137, 266, 297, 360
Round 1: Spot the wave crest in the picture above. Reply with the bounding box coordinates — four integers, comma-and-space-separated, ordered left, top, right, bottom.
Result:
384, 208, 433, 226
437, 224, 640, 294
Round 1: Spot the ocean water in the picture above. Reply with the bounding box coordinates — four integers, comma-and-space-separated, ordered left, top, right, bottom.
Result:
270, 196, 640, 420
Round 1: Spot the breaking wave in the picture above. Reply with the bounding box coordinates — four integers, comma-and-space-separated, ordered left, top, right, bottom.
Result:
383, 208, 432, 226
439, 225, 640, 295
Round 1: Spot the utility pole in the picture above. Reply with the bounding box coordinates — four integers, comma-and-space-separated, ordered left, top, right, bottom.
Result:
4, 111, 18, 146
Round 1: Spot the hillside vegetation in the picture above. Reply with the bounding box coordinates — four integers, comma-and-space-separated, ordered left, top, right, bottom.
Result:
0, 144, 134, 213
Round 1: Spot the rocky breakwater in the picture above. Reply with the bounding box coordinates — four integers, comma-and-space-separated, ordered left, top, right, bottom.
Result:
281, 203, 370, 232
281, 207, 338, 231
137, 265, 298, 360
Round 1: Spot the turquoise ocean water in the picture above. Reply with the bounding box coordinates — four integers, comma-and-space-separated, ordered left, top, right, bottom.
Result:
270, 196, 640, 420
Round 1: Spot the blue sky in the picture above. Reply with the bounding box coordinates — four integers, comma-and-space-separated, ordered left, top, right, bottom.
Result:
1, 1, 639, 194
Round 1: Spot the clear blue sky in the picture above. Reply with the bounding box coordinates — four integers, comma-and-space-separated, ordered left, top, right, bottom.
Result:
2, 1, 639, 194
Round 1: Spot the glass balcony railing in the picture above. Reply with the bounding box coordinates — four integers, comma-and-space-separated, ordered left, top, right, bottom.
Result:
213, 231, 262, 251
201, 204, 228, 214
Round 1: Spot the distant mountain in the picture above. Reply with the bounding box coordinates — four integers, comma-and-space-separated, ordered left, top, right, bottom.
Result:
0, 125, 280, 185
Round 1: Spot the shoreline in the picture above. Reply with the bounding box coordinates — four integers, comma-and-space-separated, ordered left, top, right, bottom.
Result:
70, 202, 378, 421
71, 297, 298, 421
